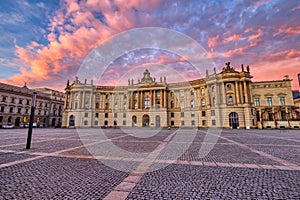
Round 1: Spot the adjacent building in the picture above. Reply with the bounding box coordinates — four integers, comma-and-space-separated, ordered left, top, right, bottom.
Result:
62, 62, 300, 129
0, 82, 64, 128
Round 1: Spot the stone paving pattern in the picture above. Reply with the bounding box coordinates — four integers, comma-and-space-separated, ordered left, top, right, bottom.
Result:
0, 128, 299, 199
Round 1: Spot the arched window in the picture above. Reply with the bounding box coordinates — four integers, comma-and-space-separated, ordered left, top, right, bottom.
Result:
170, 101, 174, 108
190, 100, 195, 108
211, 86, 215, 92
228, 96, 233, 105
201, 88, 205, 95
201, 98, 206, 106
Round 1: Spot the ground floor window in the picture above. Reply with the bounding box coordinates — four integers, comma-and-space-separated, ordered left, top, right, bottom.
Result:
212, 119, 216, 126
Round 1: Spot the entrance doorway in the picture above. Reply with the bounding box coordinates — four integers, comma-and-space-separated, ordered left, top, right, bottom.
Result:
15, 117, 20, 127
229, 112, 239, 129
155, 115, 160, 127
51, 118, 56, 126
132, 116, 137, 127
142, 114, 150, 127
69, 115, 75, 126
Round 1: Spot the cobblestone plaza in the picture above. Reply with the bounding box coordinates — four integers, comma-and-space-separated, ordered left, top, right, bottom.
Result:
0, 128, 299, 199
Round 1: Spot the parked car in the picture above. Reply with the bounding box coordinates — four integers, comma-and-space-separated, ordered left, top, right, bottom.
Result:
24, 123, 38, 128
2, 124, 14, 129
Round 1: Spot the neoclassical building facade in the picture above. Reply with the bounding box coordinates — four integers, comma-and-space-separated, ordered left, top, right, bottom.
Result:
0, 82, 64, 128
62, 63, 300, 129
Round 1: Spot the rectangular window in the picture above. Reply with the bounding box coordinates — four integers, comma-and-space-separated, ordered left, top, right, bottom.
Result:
25, 109, 28, 114
95, 113, 99, 118
191, 112, 195, 117
105, 113, 108, 118
181, 112, 184, 117
156, 91, 160, 97
202, 111, 206, 117
114, 113, 118, 118
9, 107, 13, 113
212, 120, 216, 126
191, 120, 195, 126
181, 121, 185, 126
123, 120, 126, 126
171, 112, 174, 118
18, 108, 21, 114
202, 120, 206, 126
123, 113, 126, 118
266, 97, 272, 106
96, 93, 100, 99
254, 98, 260, 106
94, 121, 98, 125
84, 112, 88, 117
104, 121, 108, 126
84, 120, 88, 125
0, 106, 4, 112
280, 97, 285, 105
211, 110, 215, 116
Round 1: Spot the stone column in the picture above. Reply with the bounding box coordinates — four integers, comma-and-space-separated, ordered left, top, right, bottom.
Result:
235, 82, 240, 104
239, 82, 244, 103
243, 81, 249, 103
164, 90, 167, 108
160, 90, 163, 108
153, 90, 156, 106
221, 82, 226, 104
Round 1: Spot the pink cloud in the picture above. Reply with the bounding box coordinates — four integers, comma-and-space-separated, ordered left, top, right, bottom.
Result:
1, 0, 163, 90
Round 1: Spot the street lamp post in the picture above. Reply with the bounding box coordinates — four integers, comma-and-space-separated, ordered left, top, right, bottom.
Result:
26, 91, 37, 149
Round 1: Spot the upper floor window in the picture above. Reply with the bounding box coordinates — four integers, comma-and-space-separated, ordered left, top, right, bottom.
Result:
190, 100, 195, 108
212, 97, 216, 106
201, 98, 206, 106
11, 98, 15, 103
144, 97, 150, 108
279, 97, 285, 105
2, 96, 6, 102
201, 88, 205, 95
228, 96, 233, 105
266, 97, 272, 106
254, 98, 260, 106
95, 93, 100, 99
114, 103, 118, 110
156, 91, 160, 97
226, 84, 232, 90
211, 86, 215, 92
190, 90, 194, 96
95, 102, 99, 109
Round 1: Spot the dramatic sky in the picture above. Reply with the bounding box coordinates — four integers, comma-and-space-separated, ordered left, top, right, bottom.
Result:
0, 0, 299, 91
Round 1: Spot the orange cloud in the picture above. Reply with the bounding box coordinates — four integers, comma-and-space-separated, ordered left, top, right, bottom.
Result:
2, 0, 163, 90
